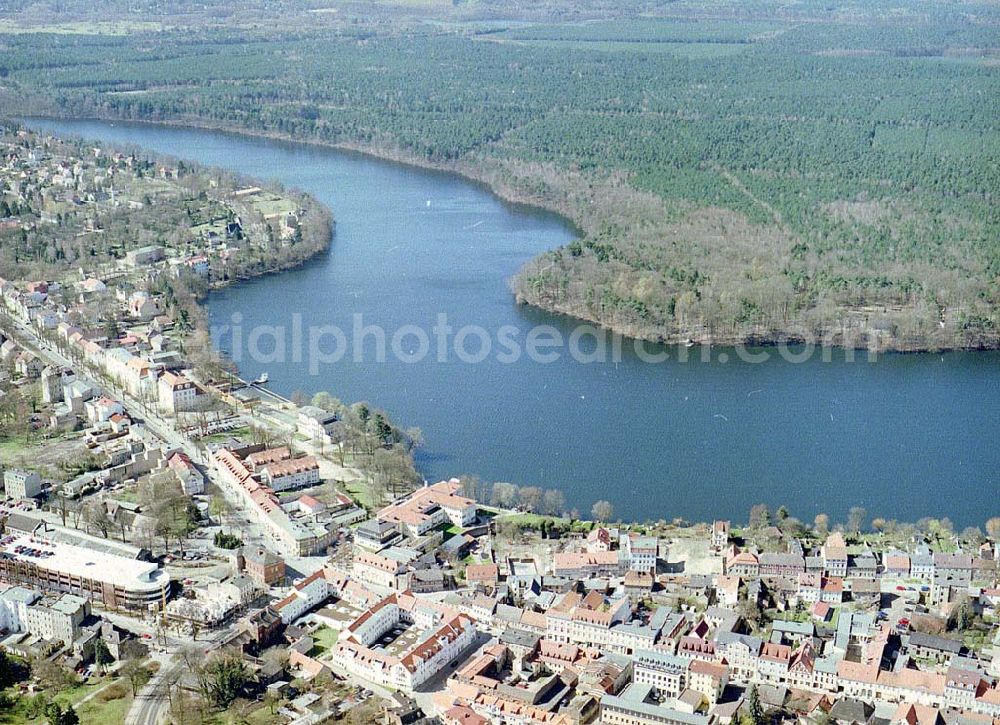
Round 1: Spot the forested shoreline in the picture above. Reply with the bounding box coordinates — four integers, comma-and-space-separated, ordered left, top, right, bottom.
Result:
2, 0, 997, 350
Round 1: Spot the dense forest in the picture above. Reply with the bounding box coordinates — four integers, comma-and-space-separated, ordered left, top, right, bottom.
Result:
1, 0, 997, 349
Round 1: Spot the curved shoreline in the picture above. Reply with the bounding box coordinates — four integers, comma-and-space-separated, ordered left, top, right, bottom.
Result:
23, 113, 585, 233
18, 116, 999, 528
21, 112, 997, 354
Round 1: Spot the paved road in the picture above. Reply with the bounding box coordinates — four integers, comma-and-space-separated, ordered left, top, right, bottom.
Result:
125, 655, 184, 725
3, 316, 368, 715
124, 626, 235, 725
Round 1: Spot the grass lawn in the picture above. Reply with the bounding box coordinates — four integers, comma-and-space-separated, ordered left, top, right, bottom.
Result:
829, 607, 841, 630
308, 625, 340, 658
343, 479, 374, 509
112, 487, 141, 504
498, 512, 594, 534
74, 683, 133, 724
437, 522, 464, 540
963, 626, 990, 654
249, 194, 298, 218
499, 512, 568, 527
1, 676, 127, 724
0, 436, 43, 465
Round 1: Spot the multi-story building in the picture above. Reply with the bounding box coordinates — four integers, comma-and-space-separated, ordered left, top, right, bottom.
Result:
933, 553, 973, 588
757, 642, 792, 683
376, 479, 476, 537
167, 451, 204, 495
797, 572, 845, 605
296, 405, 340, 444
822, 533, 849, 578
124, 245, 164, 267
882, 550, 911, 578
237, 546, 286, 587
910, 549, 935, 581
352, 551, 408, 590
273, 570, 330, 624
621, 533, 658, 573
552, 550, 625, 579
4, 469, 42, 500
332, 593, 477, 693
847, 551, 878, 579
688, 659, 729, 704
0, 587, 90, 645
586, 527, 612, 553
545, 594, 654, 654
258, 456, 320, 492
0, 533, 171, 610
633, 649, 689, 698
0, 586, 40, 633
102, 348, 156, 398
759, 552, 805, 578
158, 371, 200, 413
601, 683, 711, 725
715, 632, 762, 682
725, 550, 759, 578
213, 448, 336, 556
22, 594, 90, 644
354, 518, 403, 551
711, 520, 730, 550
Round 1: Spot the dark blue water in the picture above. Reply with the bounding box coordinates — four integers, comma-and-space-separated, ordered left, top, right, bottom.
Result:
29, 119, 1000, 528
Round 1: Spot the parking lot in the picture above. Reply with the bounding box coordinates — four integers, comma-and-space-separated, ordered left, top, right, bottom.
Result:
879, 580, 930, 633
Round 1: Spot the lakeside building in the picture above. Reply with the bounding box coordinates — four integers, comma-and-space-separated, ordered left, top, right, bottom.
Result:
258, 456, 320, 492
0, 532, 171, 610
244, 446, 320, 492
711, 521, 730, 550
213, 447, 339, 557
157, 371, 202, 413
376, 479, 477, 537
296, 405, 340, 444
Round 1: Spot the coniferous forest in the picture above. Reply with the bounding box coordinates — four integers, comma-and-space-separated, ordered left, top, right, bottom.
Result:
1, 0, 997, 349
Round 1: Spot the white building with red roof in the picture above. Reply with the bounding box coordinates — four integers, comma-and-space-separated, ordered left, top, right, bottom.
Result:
167, 451, 204, 495
258, 455, 320, 492
376, 479, 476, 537
158, 371, 201, 414
331, 592, 477, 692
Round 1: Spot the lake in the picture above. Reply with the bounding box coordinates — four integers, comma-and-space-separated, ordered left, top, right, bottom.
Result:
28, 119, 1000, 528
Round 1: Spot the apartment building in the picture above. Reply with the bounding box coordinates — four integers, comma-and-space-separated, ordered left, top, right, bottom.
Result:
4, 469, 42, 500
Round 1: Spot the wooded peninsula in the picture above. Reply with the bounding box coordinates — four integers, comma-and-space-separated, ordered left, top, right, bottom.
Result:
1, 0, 997, 350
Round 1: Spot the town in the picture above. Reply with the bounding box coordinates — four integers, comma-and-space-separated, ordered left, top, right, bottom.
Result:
1, 125, 1000, 725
